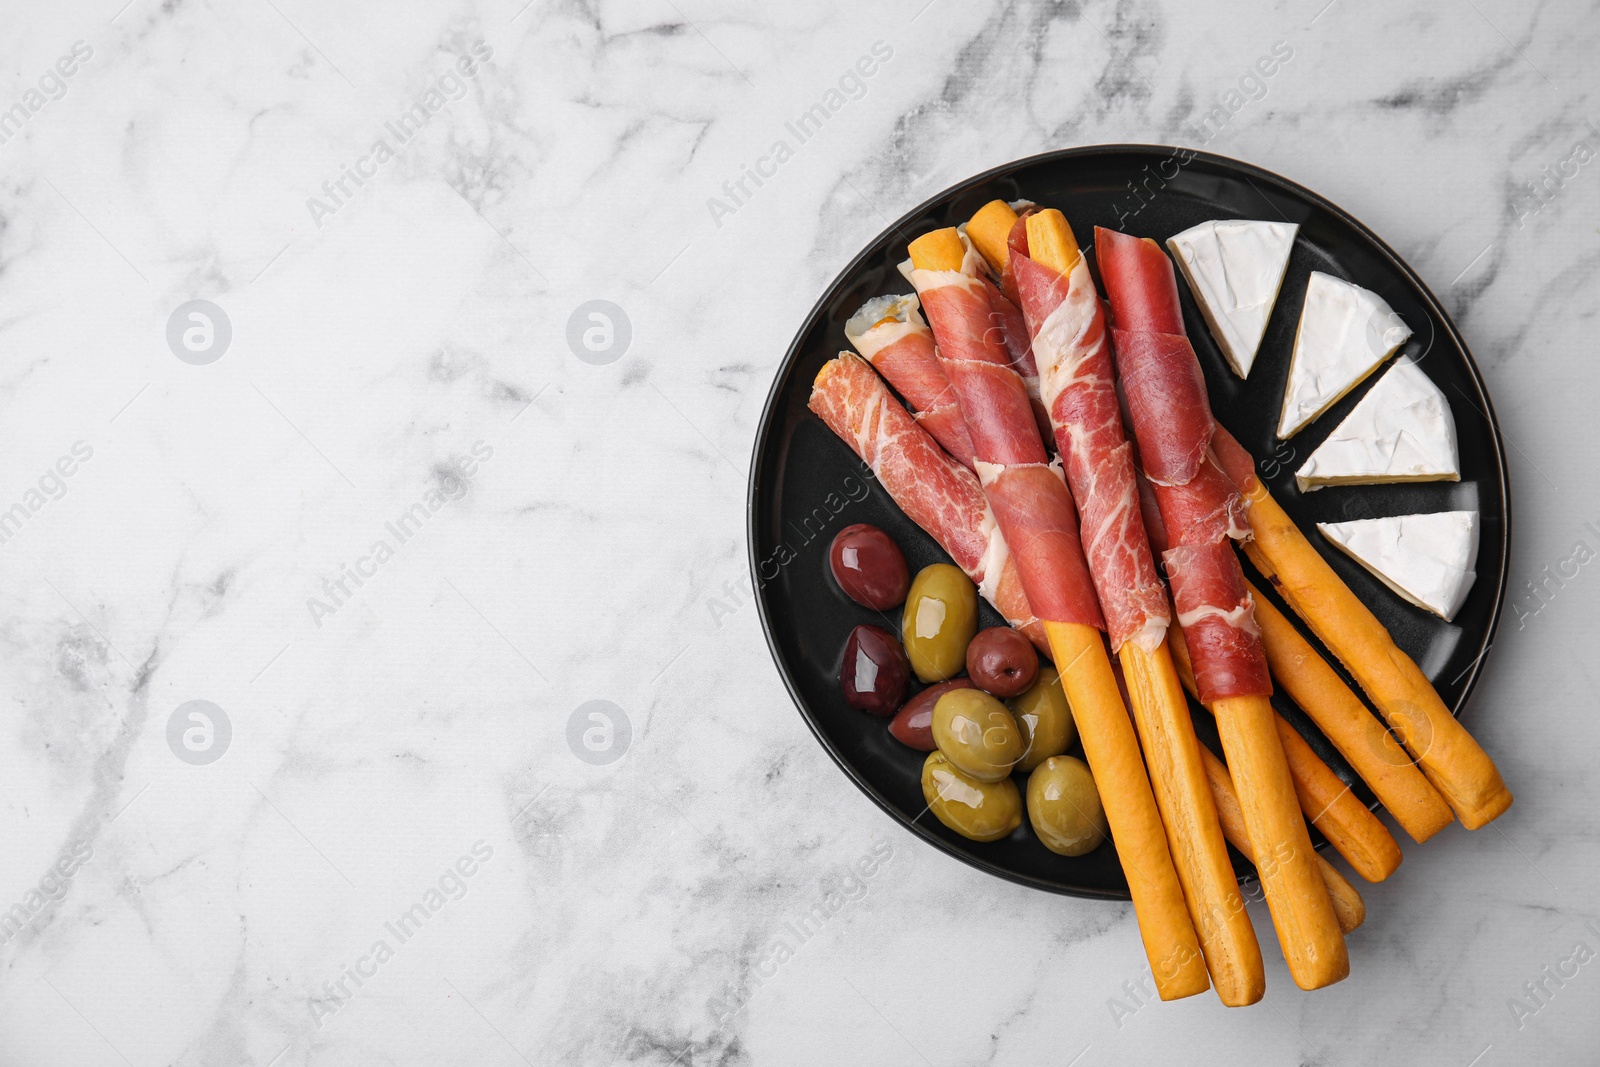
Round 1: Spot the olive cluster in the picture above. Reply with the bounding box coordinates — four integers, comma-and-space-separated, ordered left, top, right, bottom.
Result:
829, 524, 1108, 855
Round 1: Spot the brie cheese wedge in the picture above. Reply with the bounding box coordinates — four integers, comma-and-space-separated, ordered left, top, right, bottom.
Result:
1294, 357, 1459, 491
1317, 510, 1479, 621
1279, 272, 1412, 439
1166, 219, 1297, 379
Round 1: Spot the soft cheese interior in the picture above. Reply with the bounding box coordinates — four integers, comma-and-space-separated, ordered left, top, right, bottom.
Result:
1166, 219, 1297, 379
1317, 510, 1479, 621
1294, 356, 1460, 491
1279, 271, 1412, 438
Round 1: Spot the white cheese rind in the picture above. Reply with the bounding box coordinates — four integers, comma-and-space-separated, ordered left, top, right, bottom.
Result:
1279, 271, 1412, 439
1294, 356, 1460, 491
1166, 219, 1297, 379
1316, 511, 1479, 621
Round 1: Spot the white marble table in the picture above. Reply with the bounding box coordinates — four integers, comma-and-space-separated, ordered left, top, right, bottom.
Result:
0, 0, 1595, 1063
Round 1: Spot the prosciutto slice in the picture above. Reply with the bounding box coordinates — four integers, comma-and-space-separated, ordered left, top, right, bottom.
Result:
1097, 228, 1187, 335
1097, 226, 1270, 703
1164, 542, 1272, 699
1148, 452, 1249, 549
909, 239, 1104, 630
1208, 422, 1261, 494
808, 352, 1047, 651
1010, 242, 1169, 653
845, 295, 977, 469
1135, 464, 1266, 695
1110, 329, 1213, 486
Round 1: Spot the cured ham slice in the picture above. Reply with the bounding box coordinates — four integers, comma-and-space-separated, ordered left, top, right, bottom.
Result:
987, 280, 1041, 387
1098, 229, 1187, 335
1096, 227, 1266, 701
1110, 330, 1213, 486
844, 295, 977, 469
808, 352, 1046, 651
1010, 232, 1168, 653
1164, 541, 1272, 699
1148, 453, 1249, 556
907, 234, 1102, 629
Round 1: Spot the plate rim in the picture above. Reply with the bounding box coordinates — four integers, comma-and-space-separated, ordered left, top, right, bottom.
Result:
746, 142, 1512, 899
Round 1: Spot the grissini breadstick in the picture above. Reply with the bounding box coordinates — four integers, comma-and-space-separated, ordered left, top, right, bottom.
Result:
906, 229, 1210, 1001
1117, 638, 1265, 1002
1248, 581, 1456, 844
966, 199, 1020, 282
1270, 719, 1402, 883
994, 204, 1263, 1007
1168, 620, 1403, 883
1198, 744, 1365, 935
1210, 426, 1513, 830
1100, 226, 1347, 991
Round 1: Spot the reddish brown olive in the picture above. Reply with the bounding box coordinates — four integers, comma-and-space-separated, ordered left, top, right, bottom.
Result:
887, 678, 975, 751
829, 524, 911, 610
965, 626, 1040, 698
840, 624, 909, 715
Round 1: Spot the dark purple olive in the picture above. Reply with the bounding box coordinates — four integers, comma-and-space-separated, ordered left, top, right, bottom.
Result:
830, 524, 911, 610
965, 626, 1039, 698
888, 678, 975, 750
841, 624, 909, 715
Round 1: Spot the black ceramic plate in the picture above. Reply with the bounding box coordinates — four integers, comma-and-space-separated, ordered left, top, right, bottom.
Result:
749, 145, 1509, 899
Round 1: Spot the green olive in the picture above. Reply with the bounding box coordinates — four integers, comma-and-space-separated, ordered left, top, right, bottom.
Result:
1025, 756, 1108, 857
1008, 665, 1076, 772
922, 751, 1023, 842
932, 688, 1024, 782
901, 564, 978, 683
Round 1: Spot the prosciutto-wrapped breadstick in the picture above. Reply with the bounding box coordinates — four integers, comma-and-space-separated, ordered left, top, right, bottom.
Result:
977, 203, 1263, 1007
808, 352, 1044, 650
1136, 467, 1405, 883
1210, 426, 1512, 829
1099, 225, 1349, 992
907, 227, 1210, 1003
966, 198, 1028, 302
845, 295, 977, 469
998, 207, 1172, 654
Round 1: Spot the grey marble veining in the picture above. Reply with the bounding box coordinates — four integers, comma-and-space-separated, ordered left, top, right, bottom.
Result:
0, 0, 1595, 1064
